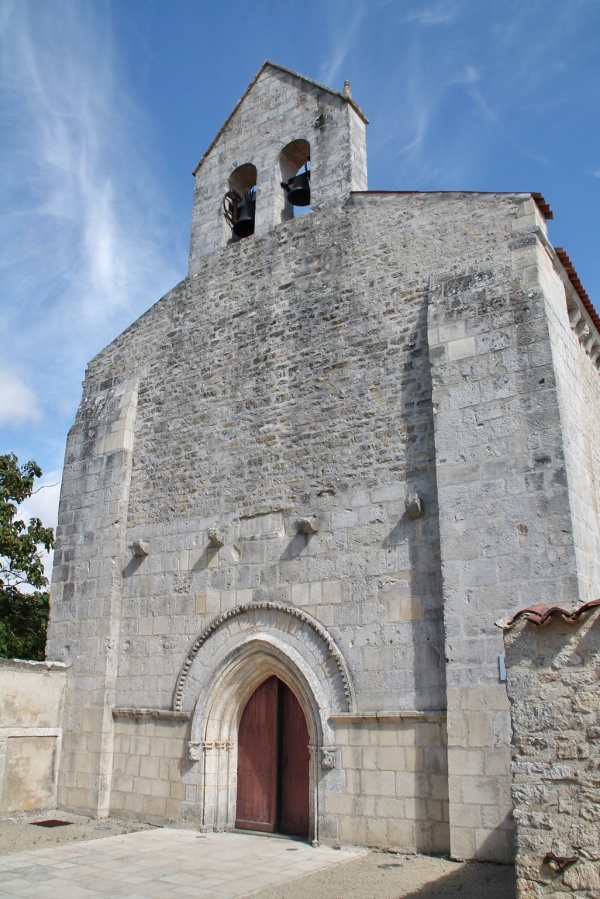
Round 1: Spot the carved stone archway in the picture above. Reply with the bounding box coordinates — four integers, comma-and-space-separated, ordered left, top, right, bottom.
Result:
174, 603, 354, 843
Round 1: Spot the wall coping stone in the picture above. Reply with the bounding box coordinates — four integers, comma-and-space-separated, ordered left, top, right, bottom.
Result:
0, 659, 68, 671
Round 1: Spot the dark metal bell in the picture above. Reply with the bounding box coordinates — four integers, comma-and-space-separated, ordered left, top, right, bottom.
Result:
233, 203, 255, 237
232, 192, 256, 238
286, 171, 311, 207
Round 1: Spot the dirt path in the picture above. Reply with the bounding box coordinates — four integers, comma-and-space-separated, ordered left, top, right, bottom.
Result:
252, 850, 516, 898
0, 811, 516, 898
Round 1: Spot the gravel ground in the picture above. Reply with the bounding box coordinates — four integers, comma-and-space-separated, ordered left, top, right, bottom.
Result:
0, 811, 516, 898
0, 809, 152, 855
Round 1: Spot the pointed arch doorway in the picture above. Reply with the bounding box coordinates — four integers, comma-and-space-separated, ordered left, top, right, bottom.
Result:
235, 676, 310, 837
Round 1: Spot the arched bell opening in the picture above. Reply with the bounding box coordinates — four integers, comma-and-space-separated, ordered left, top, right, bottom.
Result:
187, 636, 332, 844
279, 139, 311, 222
224, 163, 257, 241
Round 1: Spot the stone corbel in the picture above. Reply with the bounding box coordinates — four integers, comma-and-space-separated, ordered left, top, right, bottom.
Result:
297, 517, 318, 535
405, 493, 423, 520
208, 528, 225, 548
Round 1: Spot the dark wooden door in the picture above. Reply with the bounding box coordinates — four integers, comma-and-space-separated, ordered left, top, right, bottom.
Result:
279, 681, 310, 836
235, 676, 278, 832
235, 676, 309, 838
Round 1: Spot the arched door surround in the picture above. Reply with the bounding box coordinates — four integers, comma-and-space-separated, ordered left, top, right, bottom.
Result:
178, 603, 354, 844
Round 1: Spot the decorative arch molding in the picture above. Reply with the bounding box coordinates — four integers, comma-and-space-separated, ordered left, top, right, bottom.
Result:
189, 634, 333, 751
173, 602, 354, 714
181, 629, 345, 841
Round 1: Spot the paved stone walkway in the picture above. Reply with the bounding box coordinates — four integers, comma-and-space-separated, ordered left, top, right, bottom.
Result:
0, 829, 366, 898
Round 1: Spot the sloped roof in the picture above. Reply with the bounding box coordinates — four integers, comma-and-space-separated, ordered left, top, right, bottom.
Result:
192, 61, 369, 176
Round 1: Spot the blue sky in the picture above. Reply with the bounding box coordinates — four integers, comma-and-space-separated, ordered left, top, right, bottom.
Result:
1, 0, 599, 535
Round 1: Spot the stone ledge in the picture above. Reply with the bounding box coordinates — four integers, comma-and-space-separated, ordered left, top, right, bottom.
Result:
0, 658, 68, 671
112, 708, 190, 721
330, 710, 446, 724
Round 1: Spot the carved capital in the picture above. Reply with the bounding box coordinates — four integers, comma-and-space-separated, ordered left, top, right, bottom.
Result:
188, 741, 203, 761
320, 746, 337, 769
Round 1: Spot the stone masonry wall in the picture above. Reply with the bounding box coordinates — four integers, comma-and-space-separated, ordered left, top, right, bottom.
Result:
110, 715, 189, 822
47, 188, 572, 858
503, 608, 600, 898
427, 198, 588, 863
328, 715, 449, 853
537, 243, 600, 600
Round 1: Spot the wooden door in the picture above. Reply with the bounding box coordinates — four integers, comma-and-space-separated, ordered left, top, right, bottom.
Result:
235, 676, 310, 838
278, 682, 310, 837
235, 676, 278, 832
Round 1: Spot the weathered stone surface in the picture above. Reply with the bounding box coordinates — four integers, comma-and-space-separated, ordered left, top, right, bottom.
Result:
503, 609, 600, 897
0, 661, 67, 812
41, 62, 599, 863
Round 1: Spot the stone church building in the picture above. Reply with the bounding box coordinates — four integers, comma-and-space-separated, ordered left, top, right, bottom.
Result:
38, 62, 600, 863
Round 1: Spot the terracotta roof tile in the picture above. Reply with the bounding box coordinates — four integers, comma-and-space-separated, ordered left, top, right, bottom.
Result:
554, 247, 600, 335
496, 598, 600, 630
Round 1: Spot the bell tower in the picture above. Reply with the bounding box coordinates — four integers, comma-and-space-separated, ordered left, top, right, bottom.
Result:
188, 62, 368, 272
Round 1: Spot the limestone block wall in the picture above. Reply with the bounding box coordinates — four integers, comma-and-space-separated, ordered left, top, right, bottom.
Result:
327, 715, 448, 852
502, 607, 600, 898
427, 198, 587, 863
110, 713, 189, 822
537, 242, 600, 600
0, 660, 66, 812
48, 189, 564, 858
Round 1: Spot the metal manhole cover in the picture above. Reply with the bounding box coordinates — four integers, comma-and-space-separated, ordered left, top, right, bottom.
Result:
32, 820, 73, 828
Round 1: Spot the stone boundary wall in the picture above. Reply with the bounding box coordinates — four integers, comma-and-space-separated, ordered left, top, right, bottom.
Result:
0, 659, 67, 812
502, 606, 600, 897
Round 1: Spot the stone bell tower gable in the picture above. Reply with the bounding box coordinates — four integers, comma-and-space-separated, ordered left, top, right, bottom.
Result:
188, 61, 368, 271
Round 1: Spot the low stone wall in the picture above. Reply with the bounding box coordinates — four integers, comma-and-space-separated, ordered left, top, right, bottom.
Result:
502, 605, 600, 897
0, 659, 67, 812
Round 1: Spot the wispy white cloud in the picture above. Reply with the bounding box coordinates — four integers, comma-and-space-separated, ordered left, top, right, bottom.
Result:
405, 1, 461, 26
319, 0, 368, 86
0, 371, 41, 426
443, 64, 498, 134
0, 0, 183, 458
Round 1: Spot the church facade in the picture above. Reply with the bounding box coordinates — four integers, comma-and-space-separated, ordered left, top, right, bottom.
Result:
45, 63, 600, 863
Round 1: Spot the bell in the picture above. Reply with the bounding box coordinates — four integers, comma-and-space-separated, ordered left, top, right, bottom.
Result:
285, 170, 311, 207
232, 192, 256, 238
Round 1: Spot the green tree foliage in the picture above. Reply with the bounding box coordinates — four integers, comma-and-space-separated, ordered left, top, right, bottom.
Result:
0, 454, 54, 660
